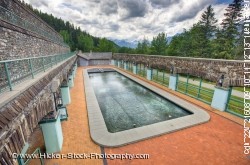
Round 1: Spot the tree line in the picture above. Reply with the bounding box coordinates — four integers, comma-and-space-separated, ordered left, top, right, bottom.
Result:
24, 0, 243, 59
24, 2, 119, 52
120, 0, 243, 60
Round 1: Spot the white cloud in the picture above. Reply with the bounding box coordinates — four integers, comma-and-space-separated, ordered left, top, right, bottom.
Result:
24, 0, 230, 42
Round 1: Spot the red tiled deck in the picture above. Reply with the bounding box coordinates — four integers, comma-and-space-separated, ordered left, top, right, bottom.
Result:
44, 66, 249, 165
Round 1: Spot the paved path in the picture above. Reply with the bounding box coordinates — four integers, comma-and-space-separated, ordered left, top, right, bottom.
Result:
45, 67, 103, 165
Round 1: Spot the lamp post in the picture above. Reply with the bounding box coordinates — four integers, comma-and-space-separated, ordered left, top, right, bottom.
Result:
218, 74, 224, 87
170, 65, 174, 75
51, 79, 60, 111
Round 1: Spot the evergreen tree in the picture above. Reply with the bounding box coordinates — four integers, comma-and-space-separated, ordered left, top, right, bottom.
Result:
136, 37, 150, 54
199, 5, 218, 38
23, 2, 119, 52
196, 5, 218, 57
151, 32, 168, 55
219, 0, 243, 58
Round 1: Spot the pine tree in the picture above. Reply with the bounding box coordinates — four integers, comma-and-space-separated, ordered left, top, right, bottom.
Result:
151, 32, 168, 55
136, 37, 149, 54
199, 5, 218, 39
197, 5, 218, 57
220, 0, 243, 58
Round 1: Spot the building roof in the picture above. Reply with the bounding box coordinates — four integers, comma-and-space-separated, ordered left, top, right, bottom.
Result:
78, 51, 112, 60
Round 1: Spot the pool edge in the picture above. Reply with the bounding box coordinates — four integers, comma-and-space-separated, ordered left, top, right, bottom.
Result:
83, 68, 210, 147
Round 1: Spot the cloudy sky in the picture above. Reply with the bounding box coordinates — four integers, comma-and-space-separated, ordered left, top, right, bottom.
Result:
24, 0, 232, 43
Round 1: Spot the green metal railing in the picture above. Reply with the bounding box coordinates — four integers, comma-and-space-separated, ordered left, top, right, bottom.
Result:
152, 69, 170, 86
226, 87, 245, 118
0, 6, 68, 47
127, 62, 133, 72
137, 64, 146, 78
115, 60, 244, 118
120, 61, 124, 69
176, 75, 214, 104
17, 148, 44, 165
0, 52, 75, 93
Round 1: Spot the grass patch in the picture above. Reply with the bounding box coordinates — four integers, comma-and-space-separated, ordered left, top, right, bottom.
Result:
233, 87, 249, 93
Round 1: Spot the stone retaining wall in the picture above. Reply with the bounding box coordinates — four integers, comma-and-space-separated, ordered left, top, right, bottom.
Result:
0, 0, 70, 61
113, 53, 249, 87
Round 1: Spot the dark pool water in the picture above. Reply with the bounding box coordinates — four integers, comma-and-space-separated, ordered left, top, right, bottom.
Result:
89, 72, 191, 133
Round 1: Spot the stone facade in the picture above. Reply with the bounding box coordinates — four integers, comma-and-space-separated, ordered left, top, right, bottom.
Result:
0, 27, 69, 61
0, 0, 70, 61
0, 0, 63, 43
113, 53, 249, 87
0, 56, 76, 164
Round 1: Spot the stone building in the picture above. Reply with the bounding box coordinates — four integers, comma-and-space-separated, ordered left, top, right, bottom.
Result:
78, 51, 112, 66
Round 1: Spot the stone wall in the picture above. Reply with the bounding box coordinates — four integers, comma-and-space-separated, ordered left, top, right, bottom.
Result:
0, 27, 69, 61
113, 53, 249, 87
0, 0, 70, 61
0, 0, 63, 43
0, 56, 77, 164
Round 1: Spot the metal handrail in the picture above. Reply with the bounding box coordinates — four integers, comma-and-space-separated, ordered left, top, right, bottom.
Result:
0, 53, 70, 63
0, 6, 68, 47
0, 52, 76, 93
17, 147, 44, 165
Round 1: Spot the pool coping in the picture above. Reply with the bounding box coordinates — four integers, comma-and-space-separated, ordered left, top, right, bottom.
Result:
83, 68, 210, 147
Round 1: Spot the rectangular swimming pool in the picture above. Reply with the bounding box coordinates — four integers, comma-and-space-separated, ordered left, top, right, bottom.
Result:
89, 71, 192, 133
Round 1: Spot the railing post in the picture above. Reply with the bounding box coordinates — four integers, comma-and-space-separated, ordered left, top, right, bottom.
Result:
151, 69, 153, 80
42, 57, 45, 72
4, 62, 12, 91
157, 69, 158, 81
55, 55, 57, 65
163, 72, 165, 84
140, 64, 141, 75
197, 78, 203, 98
176, 74, 179, 90
29, 59, 34, 79
185, 74, 189, 94
225, 86, 232, 111
50, 56, 53, 68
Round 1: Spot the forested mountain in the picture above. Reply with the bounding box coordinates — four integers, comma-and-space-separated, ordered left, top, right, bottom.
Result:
24, 3, 119, 52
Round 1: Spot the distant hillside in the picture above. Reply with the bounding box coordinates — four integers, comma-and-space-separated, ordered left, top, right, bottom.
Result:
23, 2, 119, 52
111, 39, 138, 48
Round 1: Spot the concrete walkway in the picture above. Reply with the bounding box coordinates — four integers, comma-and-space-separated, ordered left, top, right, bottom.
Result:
45, 67, 102, 165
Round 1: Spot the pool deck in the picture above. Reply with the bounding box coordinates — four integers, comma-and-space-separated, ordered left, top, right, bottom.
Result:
42, 66, 249, 165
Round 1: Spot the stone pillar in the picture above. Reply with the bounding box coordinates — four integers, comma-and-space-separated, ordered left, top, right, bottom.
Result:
124, 62, 128, 70
118, 60, 121, 68
169, 75, 177, 90
133, 64, 137, 74
147, 68, 152, 80
211, 87, 230, 111
60, 84, 71, 105
68, 74, 74, 88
